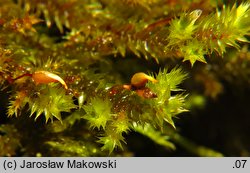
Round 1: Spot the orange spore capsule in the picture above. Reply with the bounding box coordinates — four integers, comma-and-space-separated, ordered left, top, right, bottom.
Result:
131, 72, 157, 88
32, 71, 68, 89
122, 84, 132, 90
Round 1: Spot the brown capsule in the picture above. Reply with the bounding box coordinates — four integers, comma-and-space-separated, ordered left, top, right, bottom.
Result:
122, 84, 132, 90
131, 72, 157, 88
32, 71, 68, 89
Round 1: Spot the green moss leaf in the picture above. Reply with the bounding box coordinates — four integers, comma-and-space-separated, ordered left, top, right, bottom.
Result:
181, 40, 206, 66
46, 137, 94, 157
198, 3, 250, 55
83, 97, 112, 130
97, 133, 125, 154
167, 10, 201, 47
146, 68, 188, 128
29, 86, 77, 123
133, 123, 175, 150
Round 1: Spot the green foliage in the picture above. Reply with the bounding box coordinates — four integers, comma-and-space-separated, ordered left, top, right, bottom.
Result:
83, 97, 112, 130
171, 132, 224, 157
8, 86, 77, 123
61, 68, 188, 153
98, 133, 125, 154
133, 123, 175, 150
166, 3, 250, 65
29, 87, 76, 123
168, 10, 202, 47
146, 68, 188, 128
152, 68, 188, 92
46, 138, 98, 157
198, 3, 250, 54
180, 39, 206, 66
